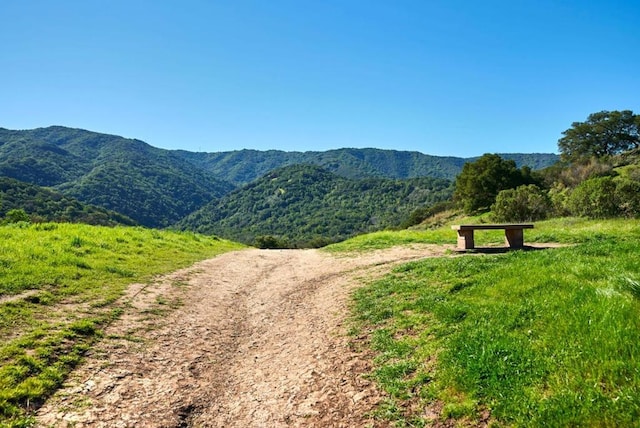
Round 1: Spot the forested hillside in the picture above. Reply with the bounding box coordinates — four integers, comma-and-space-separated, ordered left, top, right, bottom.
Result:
0, 126, 557, 233
176, 164, 453, 246
174, 148, 558, 186
0, 127, 234, 227
0, 177, 136, 225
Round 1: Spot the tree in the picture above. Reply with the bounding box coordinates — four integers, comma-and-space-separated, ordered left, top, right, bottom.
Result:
558, 110, 640, 162
454, 154, 532, 214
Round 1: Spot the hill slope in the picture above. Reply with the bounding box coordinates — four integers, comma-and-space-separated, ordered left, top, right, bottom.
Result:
0, 127, 234, 227
0, 177, 136, 226
176, 164, 453, 245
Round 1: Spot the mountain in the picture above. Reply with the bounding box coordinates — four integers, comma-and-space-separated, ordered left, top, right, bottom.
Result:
174, 148, 559, 186
176, 164, 454, 246
0, 177, 136, 226
492, 153, 560, 171
0, 126, 558, 232
0, 127, 234, 227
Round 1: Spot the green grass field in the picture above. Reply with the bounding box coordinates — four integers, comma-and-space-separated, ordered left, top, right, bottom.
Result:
0, 222, 243, 427
335, 218, 640, 426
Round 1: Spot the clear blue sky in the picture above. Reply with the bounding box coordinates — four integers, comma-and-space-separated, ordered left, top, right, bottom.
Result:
2, 1, 639, 157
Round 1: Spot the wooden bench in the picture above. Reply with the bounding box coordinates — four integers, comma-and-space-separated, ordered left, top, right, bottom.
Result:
451, 224, 534, 250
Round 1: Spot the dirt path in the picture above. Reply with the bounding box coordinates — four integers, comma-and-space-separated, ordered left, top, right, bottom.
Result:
36, 245, 451, 427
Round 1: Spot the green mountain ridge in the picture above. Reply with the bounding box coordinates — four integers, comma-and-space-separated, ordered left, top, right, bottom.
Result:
0, 126, 234, 227
173, 147, 558, 186
0, 126, 558, 236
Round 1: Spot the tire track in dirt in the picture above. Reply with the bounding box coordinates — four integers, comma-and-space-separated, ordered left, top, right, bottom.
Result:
36, 245, 451, 427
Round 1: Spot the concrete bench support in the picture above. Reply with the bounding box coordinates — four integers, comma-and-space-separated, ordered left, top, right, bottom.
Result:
505, 228, 525, 248
456, 229, 475, 250
452, 224, 534, 250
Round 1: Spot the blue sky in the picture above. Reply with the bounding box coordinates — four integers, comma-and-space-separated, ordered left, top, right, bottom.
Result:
2, 1, 639, 157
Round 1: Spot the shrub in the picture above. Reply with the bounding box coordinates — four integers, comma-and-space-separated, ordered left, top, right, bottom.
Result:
567, 176, 620, 218
614, 179, 640, 218
3, 209, 30, 224
302, 236, 333, 248
561, 158, 615, 185
491, 185, 552, 222
547, 185, 572, 217
254, 235, 289, 249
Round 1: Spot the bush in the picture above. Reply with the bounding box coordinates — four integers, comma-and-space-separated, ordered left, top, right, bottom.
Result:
3, 209, 30, 224
302, 236, 333, 248
567, 176, 620, 218
254, 235, 289, 249
491, 185, 552, 222
554, 158, 615, 188
614, 179, 640, 218
547, 185, 572, 217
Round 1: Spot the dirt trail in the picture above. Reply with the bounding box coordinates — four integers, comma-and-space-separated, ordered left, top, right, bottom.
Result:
37, 245, 451, 427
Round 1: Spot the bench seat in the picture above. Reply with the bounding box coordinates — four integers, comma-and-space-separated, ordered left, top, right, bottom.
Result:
451, 224, 534, 250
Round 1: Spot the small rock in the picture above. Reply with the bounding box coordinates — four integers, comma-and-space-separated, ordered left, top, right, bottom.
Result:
83, 380, 96, 392
352, 391, 368, 403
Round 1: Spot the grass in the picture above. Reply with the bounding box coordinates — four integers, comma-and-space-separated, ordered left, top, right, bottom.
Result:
324, 229, 453, 252
341, 218, 640, 426
326, 216, 640, 253
0, 222, 243, 427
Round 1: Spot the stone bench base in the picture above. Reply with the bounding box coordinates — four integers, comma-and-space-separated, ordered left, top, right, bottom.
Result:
452, 224, 534, 250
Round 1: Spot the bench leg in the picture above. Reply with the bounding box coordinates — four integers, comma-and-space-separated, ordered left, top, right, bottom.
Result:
457, 230, 475, 249
505, 229, 524, 248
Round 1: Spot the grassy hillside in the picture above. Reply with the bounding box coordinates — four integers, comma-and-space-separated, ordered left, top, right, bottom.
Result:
0, 223, 243, 426
330, 218, 640, 426
0, 177, 136, 226
177, 164, 454, 246
0, 127, 234, 228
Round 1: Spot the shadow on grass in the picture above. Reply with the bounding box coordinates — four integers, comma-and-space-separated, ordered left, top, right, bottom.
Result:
453, 244, 562, 254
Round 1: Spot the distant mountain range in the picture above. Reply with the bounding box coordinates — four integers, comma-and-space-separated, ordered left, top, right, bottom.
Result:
173, 148, 558, 186
0, 126, 559, 242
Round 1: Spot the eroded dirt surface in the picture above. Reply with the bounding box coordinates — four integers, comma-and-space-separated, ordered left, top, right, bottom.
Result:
36, 245, 452, 427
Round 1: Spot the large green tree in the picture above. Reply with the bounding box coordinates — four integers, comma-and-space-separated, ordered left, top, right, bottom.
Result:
454, 154, 532, 214
558, 110, 640, 162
